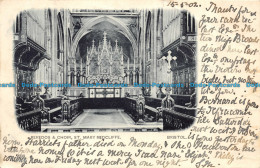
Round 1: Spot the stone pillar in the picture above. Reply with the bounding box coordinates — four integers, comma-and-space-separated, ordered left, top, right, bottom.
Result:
152, 9, 157, 89
133, 71, 136, 84
74, 59, 77, 86
188, 68, 191, 94
139, 72, 142, 84
80, 58, 83, 83
51, 9, 57, 97
126, 71, 129, 85
67, 65, 71, 85
86, 55, 89, 76
63, 10, 67, 84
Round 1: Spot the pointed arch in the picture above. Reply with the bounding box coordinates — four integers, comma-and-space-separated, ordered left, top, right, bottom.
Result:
71, 16, 137, 59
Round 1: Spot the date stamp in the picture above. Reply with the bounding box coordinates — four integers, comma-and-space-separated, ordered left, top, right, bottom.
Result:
167, 1, 201, 8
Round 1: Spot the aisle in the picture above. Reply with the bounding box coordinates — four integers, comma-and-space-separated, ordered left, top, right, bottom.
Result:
72, 109, 135, 128
42, 109, 163, 132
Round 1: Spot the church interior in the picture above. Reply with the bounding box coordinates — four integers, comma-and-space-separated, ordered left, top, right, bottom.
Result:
14, 9, 197, 132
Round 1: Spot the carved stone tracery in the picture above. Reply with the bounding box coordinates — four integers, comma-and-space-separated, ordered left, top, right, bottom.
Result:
86, 31, 125, 84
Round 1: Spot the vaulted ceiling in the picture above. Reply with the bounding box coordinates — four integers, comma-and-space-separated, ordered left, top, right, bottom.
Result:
78, 21, 134, 62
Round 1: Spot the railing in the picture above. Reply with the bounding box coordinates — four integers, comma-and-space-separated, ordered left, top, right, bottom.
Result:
61, 98, 83, 124
81, 98, 124, 109
17, 110, 41, 131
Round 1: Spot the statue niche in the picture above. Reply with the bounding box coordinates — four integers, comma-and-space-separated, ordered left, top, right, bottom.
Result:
86, 31, 124, 84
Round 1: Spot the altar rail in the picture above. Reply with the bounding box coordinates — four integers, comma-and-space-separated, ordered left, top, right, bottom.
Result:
67, 87, 140, 98
81, 98, 124, 109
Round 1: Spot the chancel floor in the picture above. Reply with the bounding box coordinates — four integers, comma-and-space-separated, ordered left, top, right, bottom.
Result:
74, 109, 135, 127
42, 109, 163, 132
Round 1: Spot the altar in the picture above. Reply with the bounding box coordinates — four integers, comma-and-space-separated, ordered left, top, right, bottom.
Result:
68, 86, 141, 98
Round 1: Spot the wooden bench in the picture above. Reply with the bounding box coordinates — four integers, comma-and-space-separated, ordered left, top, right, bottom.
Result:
160, 94, 196, 130
144, 97, 163, 121
124, 95, 145, 123
144, 94, 176, 121
17, 109, 42, 131
173, 105, 196, 117
61, 98, 83, 124
163, 109, 195, 130
44, 98, 62, 123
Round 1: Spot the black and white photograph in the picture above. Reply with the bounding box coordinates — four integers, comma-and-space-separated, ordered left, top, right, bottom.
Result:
2, 0, 260, 167
13, 9, 197, 132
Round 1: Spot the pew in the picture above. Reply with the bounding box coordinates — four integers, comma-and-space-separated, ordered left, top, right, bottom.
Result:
173, 105, 196, 117
163, 109, 195, 130
16, 93, 44, 131
144, 93, 196, 125
124, 95, 145, 123
161, 94, 192, 106
17, 109, 41, 131
16, 97, 33, 114
44, 98, 62, 122
61, 98, 83, 124
160, 93, 196, 130
144, 94, 175, 121
144, 97, 163, 121
17, 93, 63, 125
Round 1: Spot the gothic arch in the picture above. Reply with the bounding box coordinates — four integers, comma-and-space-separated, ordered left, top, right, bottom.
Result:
68, 28, 72, 58
46, 9, 52, 56
71, 16, 137, 60
57, 12, 64, 61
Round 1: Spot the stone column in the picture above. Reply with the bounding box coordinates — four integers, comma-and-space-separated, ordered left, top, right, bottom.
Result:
63, 10, 67, 84
86, 55, 89, 75
139, 71, 142, 84
126, 71, 130, 85
74, 59, 77, 86
133, 71, 136, 84
67, 62, 71, 85
80, 57, 83, 83
51, 9, 57, 97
